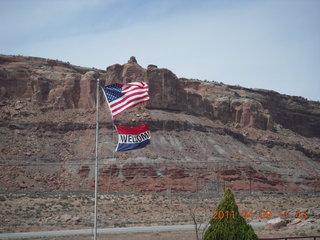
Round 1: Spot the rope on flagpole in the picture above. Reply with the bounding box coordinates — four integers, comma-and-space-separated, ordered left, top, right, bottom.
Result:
93, 78, 100, 240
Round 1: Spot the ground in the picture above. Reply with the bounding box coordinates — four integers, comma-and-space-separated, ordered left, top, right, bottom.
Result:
1, 191, 319, 239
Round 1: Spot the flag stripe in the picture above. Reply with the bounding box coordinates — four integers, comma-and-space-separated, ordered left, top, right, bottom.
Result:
112, 97, 150, 117
115, 124, 151, 152
122, 83, 148, 92
116, 140, 150, 152
110, 92, 149, 111
109, 89, 148, 107
102, 81, 150, 118
121, 82, 146, 92
116, 124, 150, 134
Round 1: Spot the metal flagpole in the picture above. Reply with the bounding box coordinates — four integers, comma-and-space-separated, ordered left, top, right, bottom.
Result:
93, 78, 100, 240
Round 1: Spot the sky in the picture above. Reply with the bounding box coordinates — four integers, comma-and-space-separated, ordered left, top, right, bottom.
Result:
0, 0, 319, 101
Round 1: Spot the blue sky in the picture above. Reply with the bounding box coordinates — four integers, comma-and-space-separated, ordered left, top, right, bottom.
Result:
1, 0, 319, 101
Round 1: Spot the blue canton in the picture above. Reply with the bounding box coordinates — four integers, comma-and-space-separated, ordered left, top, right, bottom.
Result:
103, 84, 124, 103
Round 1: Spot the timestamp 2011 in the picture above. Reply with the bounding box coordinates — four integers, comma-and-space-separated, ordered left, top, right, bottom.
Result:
212, 210, 308, 220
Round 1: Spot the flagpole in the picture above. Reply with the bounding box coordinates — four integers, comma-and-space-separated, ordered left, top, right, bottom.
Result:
93, 78, 100, 240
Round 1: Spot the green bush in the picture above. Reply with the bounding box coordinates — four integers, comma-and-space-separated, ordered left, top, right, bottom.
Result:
203, 189, 258, 240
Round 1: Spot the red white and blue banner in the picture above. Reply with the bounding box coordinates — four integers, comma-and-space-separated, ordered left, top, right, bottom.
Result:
102, 82, 149, 118
115, 124, 151, 152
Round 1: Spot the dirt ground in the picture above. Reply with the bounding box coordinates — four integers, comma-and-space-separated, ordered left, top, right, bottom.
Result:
1, 191, 319, 239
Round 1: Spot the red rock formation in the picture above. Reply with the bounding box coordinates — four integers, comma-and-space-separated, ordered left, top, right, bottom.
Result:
0, 54, 319, 193
104, 56, 318, 135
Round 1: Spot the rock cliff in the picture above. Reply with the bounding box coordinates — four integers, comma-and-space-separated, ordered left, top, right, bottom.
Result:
0, 54, 319, 193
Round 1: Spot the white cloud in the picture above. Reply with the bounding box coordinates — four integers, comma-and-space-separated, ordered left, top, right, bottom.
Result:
1, 0, 319, 100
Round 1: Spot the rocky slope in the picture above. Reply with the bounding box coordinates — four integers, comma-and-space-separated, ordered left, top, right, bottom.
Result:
0, 54, 319, 193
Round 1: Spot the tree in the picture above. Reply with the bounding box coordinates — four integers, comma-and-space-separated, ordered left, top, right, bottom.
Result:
188, 203, 210, 240
203, 189, 258, 240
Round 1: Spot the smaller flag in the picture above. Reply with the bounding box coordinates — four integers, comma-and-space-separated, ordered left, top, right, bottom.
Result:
115, 124, 150, 152
102, 81, 149, 118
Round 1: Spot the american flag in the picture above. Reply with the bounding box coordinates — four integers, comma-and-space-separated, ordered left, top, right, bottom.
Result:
102, 81, 150, 118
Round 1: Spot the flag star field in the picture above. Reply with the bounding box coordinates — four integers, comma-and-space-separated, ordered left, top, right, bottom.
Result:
104, 84, 124, 103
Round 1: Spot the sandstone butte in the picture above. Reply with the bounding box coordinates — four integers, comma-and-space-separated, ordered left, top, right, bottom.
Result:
0, 54, 319, 193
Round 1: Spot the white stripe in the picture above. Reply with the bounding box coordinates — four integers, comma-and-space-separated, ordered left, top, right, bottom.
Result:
122, 82, 145, 91
110, 89, 148, 106
122, 82, 148, 92
122, 85, 148, 93
112, 96, 150, 116
110, 92, 149, 112
117, 131, 150, 143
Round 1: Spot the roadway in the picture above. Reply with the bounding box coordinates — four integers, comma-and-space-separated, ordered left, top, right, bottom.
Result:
0, 223, 266, 239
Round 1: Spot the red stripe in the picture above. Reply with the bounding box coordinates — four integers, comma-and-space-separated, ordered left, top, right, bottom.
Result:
112, 97, 149, 116
120, 82, 147, 90
111, 94, 149, 113
122, 82, 148, 90
116, 124, 150, 135
122, 86, 148, 93
109, 90, 148, 108
112, 99, 149, 117
105, 81, 149, 118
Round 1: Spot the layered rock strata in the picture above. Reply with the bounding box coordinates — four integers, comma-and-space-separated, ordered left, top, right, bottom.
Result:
0, 54, 319, 193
